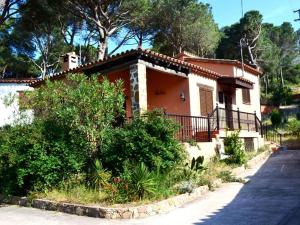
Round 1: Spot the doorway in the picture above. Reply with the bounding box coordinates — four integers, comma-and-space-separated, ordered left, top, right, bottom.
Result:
224, 94, 234, 130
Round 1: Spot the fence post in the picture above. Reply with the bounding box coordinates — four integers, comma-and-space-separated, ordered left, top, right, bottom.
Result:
254, 111, 258, 132
237, 108, 241, 130
207, 114, 211, 142
280, 133, 282, 146
216, 103, 220, 130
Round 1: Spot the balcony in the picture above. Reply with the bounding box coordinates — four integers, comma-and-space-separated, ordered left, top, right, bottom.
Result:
166, 105, 262, 142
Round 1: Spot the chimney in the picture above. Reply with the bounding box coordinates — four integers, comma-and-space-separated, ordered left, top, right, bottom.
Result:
62, 52, 79, 71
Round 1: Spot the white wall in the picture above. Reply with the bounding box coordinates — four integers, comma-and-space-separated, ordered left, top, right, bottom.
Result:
0, 83, 33, 126
233, 67, 262, 119
188, 73, 217, 117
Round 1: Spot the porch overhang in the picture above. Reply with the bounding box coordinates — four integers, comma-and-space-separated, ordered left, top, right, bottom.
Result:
218, 77, 254, 89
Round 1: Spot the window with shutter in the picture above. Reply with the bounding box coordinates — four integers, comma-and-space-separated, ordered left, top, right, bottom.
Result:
242, 89, 251, 104
199, 87, 213, 116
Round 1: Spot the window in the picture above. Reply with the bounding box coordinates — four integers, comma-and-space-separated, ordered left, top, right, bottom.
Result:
218, 91, 224, 104
199, 87, 213, 116
242, 89, 251, 104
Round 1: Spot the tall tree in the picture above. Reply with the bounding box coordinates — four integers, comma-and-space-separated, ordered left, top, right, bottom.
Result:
152, 0, 220, 57
0, 0, 25, 27
125, 0, 156, 48
217, 11, 263, 67
13, 0, 70, 78
67, 0, 130, 60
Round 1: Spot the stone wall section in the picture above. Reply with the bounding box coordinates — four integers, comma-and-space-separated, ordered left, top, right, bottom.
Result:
129, 63, 147, 114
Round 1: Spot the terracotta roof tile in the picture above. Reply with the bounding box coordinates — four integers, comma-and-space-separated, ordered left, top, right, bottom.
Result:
30, 48, 234, 87
0, 78, 37, 84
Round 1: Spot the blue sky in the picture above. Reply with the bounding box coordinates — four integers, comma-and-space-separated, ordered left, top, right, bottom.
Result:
110, 0, 300, 53
201, 0, 300, 29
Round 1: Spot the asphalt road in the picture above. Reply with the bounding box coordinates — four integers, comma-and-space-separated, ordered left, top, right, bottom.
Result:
1, 150, 300, 225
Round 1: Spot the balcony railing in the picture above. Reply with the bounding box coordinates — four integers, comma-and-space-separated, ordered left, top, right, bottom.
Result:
165, 105, 263, 142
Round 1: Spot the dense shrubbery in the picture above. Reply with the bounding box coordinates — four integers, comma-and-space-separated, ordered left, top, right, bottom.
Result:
286, 117, 300, 137
102, 110, 185, 175
0, 74, 124, 195
270, 109, 282, 127
0, 74, 248, 203
0, 74, 189, 202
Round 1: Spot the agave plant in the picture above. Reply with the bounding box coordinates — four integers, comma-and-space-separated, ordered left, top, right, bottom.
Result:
130, 162, 156, 200
90, 159, 111, 190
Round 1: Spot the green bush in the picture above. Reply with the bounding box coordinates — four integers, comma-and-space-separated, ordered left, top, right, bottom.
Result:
0, 74, 124, 195
0, 121, 87, 195
223, 130, 246, 165
128, 163, 156, 200
102, 110, 186, 175
286, 118, 300, 137
270, 109, 282, 127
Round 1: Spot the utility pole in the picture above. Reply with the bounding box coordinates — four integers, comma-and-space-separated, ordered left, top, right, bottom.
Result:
294, 9, 300, 21
241, 0, 244, 18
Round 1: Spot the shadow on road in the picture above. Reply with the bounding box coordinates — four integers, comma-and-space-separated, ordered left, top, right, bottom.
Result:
193, 150, 300, 225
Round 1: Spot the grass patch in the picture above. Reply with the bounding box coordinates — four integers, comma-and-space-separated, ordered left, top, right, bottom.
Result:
31, 185, 109, 205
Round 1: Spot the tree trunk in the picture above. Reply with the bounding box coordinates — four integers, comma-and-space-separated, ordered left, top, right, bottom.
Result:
97, 38, 108, 60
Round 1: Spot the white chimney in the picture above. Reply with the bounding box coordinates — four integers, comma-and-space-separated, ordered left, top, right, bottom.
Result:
62, 52, 79, 71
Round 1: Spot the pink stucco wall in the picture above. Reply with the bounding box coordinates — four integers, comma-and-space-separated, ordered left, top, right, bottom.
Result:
146, 69, 191, 115
185, 59, 234, 76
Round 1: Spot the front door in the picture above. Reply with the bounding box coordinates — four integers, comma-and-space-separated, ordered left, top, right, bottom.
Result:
224, 94, 233, 130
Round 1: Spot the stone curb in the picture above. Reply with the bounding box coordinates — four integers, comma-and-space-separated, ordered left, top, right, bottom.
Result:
231, 150, 271, 177
0, 186, 209, 219
0, 150, 271, 219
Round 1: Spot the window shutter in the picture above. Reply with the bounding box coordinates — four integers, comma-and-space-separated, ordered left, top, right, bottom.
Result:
200, 88, 213, 116
206, 90, 213, 114
242, 89, 251, 104
200, 89, 207, 116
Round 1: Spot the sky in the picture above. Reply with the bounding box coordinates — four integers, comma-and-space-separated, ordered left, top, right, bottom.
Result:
201, 0, 300, 29
110, 0, 300, 53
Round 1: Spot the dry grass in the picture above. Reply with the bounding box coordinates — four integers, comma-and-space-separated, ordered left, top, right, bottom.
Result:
32, 185, 109, 205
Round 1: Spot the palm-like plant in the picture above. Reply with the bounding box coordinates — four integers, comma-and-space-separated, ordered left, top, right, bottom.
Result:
130, 162, 156, 200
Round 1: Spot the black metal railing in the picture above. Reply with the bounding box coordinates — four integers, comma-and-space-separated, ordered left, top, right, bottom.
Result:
261, 125, 282, 145
166, 105, 263, 143
127, 106, 263, 143
165, 114, 210, 142
216, 107, 258, 132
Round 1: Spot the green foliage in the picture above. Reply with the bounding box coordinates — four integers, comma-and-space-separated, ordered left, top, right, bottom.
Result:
189, 156, 205, 171
0, 121, 86, 195
27, 74, 125, 159
217, 171, 243, 183
128, 163, 156, 200
102, 110, 186, 175
272, 87, 293, 106
152, 0, 220, 56
286, 118, 300, 137
270, 109, 282, 127
0, 74, 124, 195
223, 131, 246, 165
90, 160, 112, 190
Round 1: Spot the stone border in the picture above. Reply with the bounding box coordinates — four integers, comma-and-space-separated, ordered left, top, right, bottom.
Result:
0, 150, 271, 219
231, 149, 271, 176
0, 186, 209, 219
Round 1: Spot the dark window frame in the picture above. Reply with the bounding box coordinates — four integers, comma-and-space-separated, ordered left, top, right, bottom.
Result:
242, 88, 251, 104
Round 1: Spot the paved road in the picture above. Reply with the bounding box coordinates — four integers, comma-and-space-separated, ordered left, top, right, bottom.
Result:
1, 150, 300, 225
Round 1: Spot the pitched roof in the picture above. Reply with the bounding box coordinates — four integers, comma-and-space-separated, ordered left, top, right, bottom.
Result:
0, 78, 37, 84
176, 51, 263, 76
30, 48, 254, 88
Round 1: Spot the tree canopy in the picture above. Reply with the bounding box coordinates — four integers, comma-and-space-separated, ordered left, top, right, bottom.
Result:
0, 0, 299, 105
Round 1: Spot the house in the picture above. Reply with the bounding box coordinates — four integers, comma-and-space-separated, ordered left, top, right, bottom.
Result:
0, 78, 36, 126
30, 48, 264, 154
